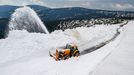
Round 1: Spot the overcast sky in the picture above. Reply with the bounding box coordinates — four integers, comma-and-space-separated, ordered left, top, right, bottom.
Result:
0, 0, 134, 11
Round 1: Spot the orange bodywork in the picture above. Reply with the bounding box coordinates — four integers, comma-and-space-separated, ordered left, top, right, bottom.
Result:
53, 49, 71, 61
50, 44, 80, 61
62, 49, 70, 55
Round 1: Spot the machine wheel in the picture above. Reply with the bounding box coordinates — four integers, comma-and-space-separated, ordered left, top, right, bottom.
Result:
73, 51, 80, 57
64, 55, 70, 60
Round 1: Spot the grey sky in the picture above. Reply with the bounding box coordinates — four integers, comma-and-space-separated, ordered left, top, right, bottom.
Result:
0, 0, 134, 11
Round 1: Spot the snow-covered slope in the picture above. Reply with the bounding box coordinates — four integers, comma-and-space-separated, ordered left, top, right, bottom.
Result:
0, 24, 120, 75
91, 21, 134, 75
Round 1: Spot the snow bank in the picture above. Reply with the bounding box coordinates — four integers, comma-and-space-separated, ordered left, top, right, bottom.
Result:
0, 25, 119, 64
0, 24, 120, 75
92, 21, 134, 75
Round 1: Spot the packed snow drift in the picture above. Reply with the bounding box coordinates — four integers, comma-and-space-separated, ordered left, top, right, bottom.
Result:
92, 21, 134, 75
0, 21, 122, 75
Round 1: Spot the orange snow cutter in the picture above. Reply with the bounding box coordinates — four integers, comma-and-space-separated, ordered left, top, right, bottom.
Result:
49, 44, 80, 61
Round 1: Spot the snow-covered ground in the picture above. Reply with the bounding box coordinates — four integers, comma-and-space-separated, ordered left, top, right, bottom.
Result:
91, 21, 134, 75
0, 23, 122, 75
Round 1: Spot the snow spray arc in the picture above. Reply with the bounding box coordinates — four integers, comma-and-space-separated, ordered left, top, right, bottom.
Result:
9, 6, 49, 34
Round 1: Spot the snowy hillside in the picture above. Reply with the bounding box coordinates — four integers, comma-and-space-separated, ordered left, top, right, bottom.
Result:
92, 21, 134, 75
0, 23, 121, 75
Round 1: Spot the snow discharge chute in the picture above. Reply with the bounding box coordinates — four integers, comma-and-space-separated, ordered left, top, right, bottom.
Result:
9, 6, 49, 34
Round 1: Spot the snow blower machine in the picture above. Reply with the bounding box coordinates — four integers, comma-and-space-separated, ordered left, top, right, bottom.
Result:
49, 44, 80, 61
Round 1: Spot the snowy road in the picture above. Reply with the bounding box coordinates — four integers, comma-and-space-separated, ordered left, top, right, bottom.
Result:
91, 21, 134, 75
80, 27, 120, 55
81, 21, 128, 55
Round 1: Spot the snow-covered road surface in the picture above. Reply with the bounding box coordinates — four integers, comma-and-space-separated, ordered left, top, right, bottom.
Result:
91, 21, 134, 75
